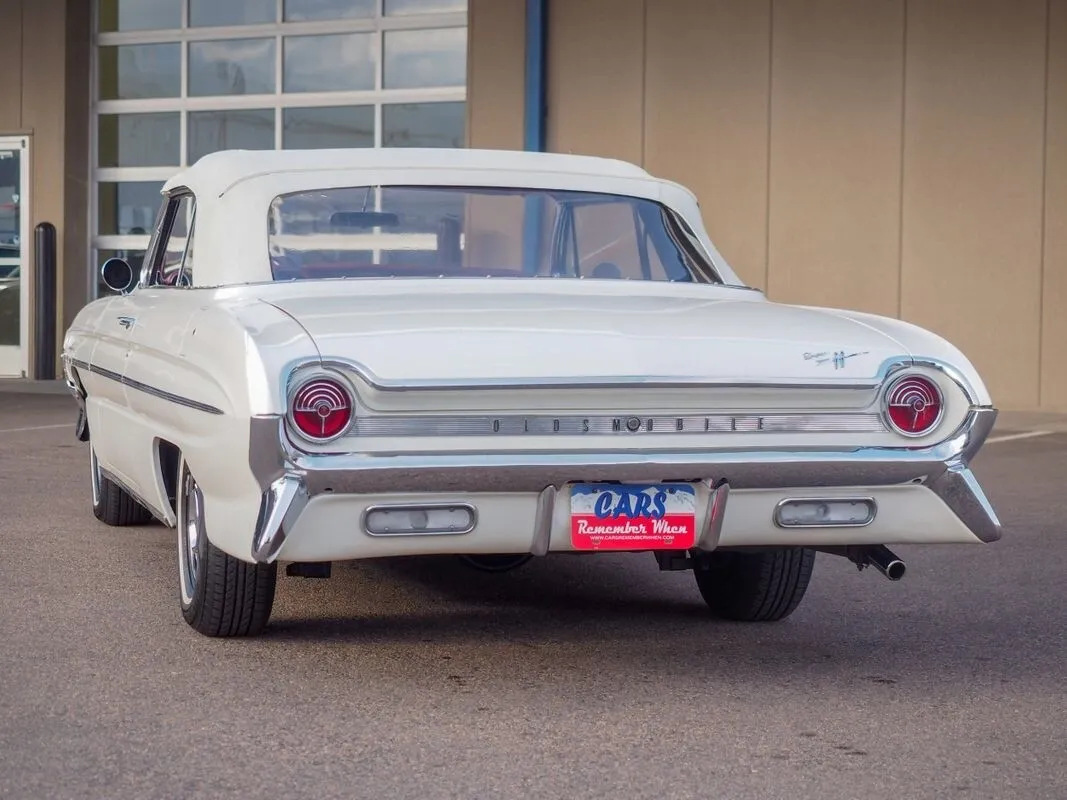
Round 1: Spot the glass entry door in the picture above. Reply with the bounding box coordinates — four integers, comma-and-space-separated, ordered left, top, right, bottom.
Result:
0, 137, 29, 376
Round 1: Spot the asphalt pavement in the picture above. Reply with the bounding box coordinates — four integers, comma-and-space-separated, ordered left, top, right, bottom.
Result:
1, 392, 1065, 800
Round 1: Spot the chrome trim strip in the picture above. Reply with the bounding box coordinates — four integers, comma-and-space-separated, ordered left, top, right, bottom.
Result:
360, 502, 478, 537
695, 479, 730, 551
311, 355, 984, 403
958, 407, 996, 461
269, 408, 995, 495
348, 412, 888, 438
68, 357, 224, 416
321, 357, 883, 393
772, 496, 877, 529
907, 357, 982, 406
530, 486, 557, 556
64, 356, 86, 399
90, 448, 102, 508
251, 473, 308, 563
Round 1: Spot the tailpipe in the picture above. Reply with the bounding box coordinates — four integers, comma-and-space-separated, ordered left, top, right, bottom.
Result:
850, 545, 906, 581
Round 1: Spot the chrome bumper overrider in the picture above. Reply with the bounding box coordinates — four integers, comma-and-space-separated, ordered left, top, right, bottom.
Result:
247, 407, 1002, 563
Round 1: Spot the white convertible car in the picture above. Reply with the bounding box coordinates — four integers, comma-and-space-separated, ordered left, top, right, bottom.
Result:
62, 148, 1001, 637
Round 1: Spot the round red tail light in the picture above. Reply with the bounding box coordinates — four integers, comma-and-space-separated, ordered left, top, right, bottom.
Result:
290, 378, 353, 441
884, 375, 943, 436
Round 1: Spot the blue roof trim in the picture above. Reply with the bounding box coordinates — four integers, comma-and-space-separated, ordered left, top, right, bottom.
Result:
524, 0, 547, 152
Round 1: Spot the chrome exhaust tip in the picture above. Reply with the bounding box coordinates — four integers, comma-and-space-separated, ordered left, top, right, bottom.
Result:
863, 544, 906, 581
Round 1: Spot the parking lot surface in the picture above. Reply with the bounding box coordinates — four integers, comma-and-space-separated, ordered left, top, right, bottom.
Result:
1, 391, 1065, 800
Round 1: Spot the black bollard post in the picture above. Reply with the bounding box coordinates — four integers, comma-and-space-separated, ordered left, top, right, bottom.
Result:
33, 221, 57, 380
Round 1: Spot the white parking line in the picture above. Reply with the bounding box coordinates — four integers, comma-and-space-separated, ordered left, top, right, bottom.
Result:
0, 423, 70, 435
985, 430, 1056, 445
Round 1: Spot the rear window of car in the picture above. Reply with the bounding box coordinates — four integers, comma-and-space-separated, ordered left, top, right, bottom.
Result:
266, 185, 720, 283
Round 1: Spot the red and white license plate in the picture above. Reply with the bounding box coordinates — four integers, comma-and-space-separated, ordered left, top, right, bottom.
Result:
569, 483, 697, 551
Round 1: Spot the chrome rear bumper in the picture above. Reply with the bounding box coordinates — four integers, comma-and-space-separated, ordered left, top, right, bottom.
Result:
248, 407, 1002, 563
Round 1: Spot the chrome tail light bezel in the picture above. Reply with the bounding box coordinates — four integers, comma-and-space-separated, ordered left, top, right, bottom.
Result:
880, 372, 946, 438
285, 369, 358, 445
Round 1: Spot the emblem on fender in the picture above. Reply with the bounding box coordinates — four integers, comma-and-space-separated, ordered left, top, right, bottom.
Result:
804, 350, 868, 369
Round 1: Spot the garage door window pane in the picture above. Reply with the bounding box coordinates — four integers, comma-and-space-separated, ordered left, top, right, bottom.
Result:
97, 182, 164, 236
98, 113, 180, 168
189, 39, 276, 97
384, 0, 467, 15
98, 44, 181, 100
283, 107, 374, 149
284, 0, 375, 21
188, 109, 275, 164
382, 102, 464, 148
283, 34, 375, 94
189, 0, 276, 27
98, 0, 180, 32
383, 28, 466, 89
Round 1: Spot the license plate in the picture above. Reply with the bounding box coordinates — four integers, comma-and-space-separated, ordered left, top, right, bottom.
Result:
570, 483, 697, 551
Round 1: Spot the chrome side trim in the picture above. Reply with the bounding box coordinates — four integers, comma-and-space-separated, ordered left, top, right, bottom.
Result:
64, 356, 86, 399
695, 479, 730, 551
530, 486, 557, 556
90, 447, 102, 508
347, 412, 888, 438
251, 473, 308, 563
67, 357, 224, 416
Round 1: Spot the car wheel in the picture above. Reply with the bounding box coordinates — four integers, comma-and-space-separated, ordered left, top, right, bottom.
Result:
692, 548, 815, 622
90, 445, 153, 526
177, 458, 277, 637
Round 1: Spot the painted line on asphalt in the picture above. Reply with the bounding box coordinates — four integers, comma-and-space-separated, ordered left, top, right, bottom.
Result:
985, 430, 1056, 445
0, 423, 70, 435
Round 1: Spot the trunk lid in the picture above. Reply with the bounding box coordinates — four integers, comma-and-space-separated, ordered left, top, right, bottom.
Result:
257, 279, 905, 390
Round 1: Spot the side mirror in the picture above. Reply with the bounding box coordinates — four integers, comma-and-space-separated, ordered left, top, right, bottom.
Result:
100, 257, 135, 295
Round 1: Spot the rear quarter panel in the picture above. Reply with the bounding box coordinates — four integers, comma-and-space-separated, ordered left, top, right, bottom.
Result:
120, 293, 317, 558
800, 305, 993, 407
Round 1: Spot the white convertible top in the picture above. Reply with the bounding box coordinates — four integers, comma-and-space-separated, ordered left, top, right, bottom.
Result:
160, 147, 742, 288
164, 147, 658, 199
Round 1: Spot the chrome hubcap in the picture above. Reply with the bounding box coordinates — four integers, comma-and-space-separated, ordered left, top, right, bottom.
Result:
179, 471, 204, 605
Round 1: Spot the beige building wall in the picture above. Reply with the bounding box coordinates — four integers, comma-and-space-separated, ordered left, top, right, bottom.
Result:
0, 0, 89, 374
467, 0, 526, 150
469, 0, 1067, 413
1042, 0, 1067, 407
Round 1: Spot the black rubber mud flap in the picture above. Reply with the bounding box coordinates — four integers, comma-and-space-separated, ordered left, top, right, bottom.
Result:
75, 407, 90, 442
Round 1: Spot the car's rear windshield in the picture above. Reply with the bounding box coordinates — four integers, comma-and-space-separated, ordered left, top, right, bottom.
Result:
267, 185, 720, 283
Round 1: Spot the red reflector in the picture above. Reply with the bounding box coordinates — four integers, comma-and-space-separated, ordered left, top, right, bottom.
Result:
885, 375, 942, 435
291, 378, 352, 440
